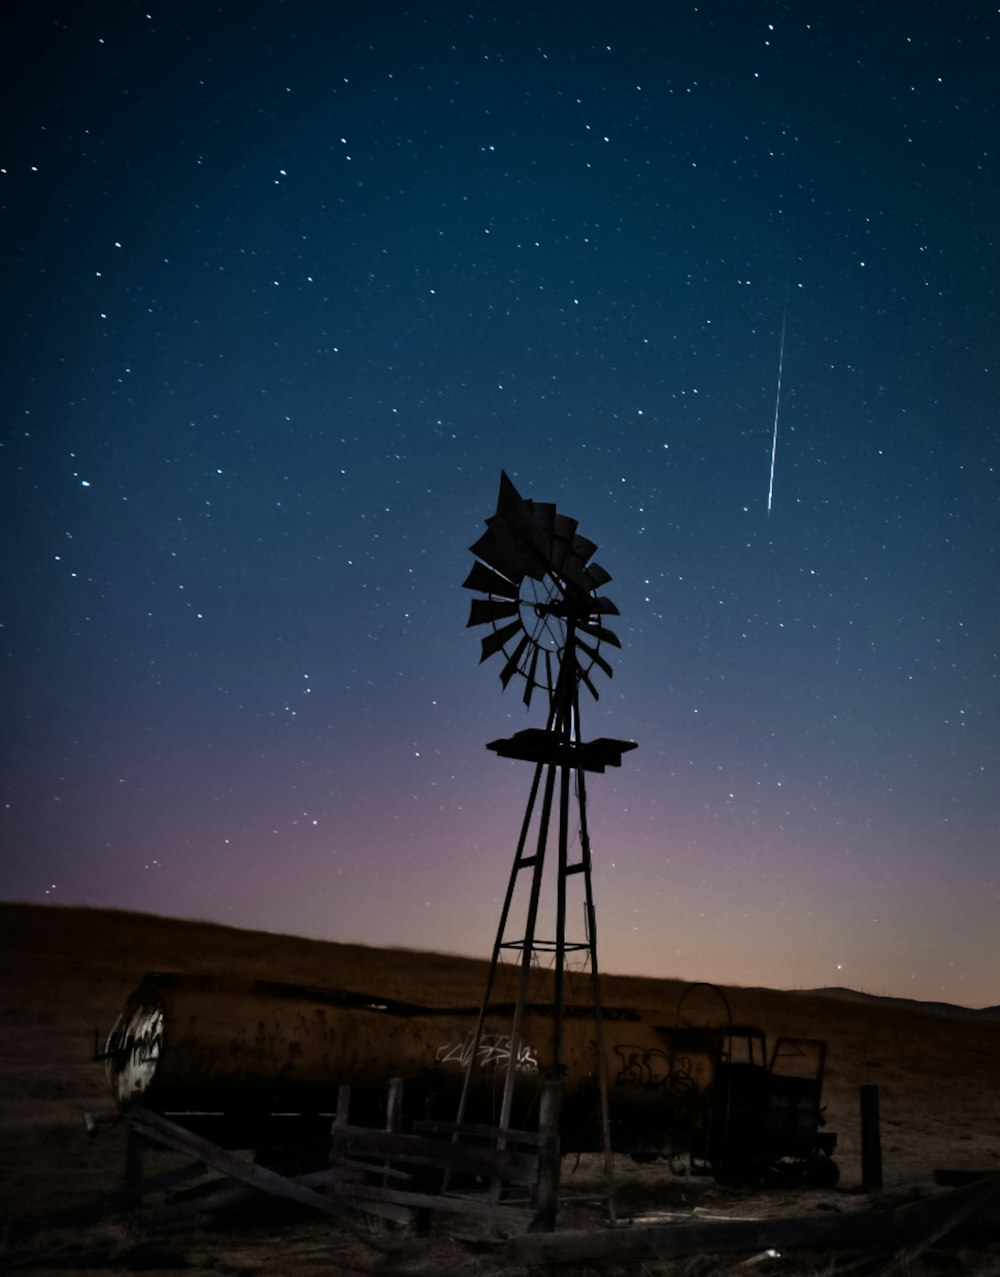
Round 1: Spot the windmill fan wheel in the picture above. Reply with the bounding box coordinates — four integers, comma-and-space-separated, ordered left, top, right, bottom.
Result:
463, 472, 622, 709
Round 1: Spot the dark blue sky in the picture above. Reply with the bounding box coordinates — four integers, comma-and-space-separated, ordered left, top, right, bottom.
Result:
3, 2, 997, 1005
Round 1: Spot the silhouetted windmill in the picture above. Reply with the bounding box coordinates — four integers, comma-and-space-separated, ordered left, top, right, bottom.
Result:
456, 471, 637, 1195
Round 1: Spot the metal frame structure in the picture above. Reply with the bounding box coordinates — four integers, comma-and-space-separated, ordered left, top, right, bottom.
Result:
458, 472, 636, 1199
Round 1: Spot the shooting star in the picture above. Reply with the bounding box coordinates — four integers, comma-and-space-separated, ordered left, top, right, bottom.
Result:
767, 305, 787, 514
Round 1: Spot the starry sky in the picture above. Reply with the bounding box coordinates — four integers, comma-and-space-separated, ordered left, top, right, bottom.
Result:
3, 2, 998, 1008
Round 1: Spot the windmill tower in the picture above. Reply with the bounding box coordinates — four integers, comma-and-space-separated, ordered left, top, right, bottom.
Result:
456, 471, 636, 1192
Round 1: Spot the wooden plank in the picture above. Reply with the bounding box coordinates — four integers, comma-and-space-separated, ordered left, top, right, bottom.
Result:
119, 1159, 211, 1204
185, 1169, 417, 1227
508, 1211, 902, 1265
127, 1107, 358, 1222
129, 1107, 418, 1225
894, 1172, 1000, 1268
328, 1154, 413, 1183
508, 1174, 1000, 1267
129, 1105, 533, 1228
330, 1178, 533, 1225
412, 1117, 551, 1149
335, 1125, 541, 1183
128, 1095, 549, 1232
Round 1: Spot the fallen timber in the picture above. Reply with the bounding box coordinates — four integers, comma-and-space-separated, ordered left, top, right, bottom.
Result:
125, 1099, 551, 1229
127, 1105, 366, 1221
507, 1172, 1000, 1267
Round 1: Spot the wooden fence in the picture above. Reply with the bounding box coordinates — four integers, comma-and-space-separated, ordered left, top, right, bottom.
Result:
123, 1076, 563, 1231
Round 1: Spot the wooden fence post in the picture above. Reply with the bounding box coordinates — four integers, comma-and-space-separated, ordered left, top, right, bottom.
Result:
386, 1077, 404, 1133
123, 1125, 144, 1204
385, 1077, 404, 1187
330, 1083, 351, 1172
860, 1084, 883, 1192
532, 1080, 562, 1232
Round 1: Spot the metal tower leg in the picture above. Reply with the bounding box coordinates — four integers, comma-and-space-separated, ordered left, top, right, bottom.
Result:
457, 626, 618, 1221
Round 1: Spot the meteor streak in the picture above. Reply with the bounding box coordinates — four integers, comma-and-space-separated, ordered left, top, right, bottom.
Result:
767, 305, 786, 513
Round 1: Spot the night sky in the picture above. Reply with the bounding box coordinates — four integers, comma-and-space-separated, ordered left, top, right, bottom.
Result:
3, 3, 997, 1008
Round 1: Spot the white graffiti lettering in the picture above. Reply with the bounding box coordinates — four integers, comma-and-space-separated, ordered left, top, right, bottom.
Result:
435, 1031, 539, 1075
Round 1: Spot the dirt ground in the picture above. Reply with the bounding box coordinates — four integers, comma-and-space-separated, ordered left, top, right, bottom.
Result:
2, 902, 998, 1275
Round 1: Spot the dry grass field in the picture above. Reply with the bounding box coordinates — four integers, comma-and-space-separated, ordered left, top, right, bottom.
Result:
1, 901, 998, 1275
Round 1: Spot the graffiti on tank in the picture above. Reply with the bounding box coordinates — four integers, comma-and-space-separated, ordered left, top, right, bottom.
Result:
108, 1008, 163, 1096
436, 1031, 539, 1074
127, 1023, 162, 1070
612, 1044, 698, 1094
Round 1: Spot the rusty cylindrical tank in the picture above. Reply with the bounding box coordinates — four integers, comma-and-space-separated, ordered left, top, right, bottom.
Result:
105, 972, 723, 1153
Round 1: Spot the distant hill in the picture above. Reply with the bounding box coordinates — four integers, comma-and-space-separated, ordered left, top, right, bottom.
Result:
0, 900, 992, 1017
809, 985, 1000, 1021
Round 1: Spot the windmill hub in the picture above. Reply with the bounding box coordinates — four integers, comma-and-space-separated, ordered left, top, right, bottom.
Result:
463, 471, 624, 708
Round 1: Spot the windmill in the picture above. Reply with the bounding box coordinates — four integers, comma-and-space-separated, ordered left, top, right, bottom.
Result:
456, 471, 636, 1199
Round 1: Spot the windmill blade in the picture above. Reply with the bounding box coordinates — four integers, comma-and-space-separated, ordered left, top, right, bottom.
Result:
556, 577, 592, 614
591, 595, 620, 617
489, 510, 549, 580
569, 533, 598, 564
529, 501, 558, 562
467, 597, 520, 628
584, 561, 612, 590
579, 619, 621, 648
548, 538, 570, 573
547, 513, 580, 573
523, 648, 553, 709
531, 501, 557, 534
499, 633, 532, 689
480, 619, 524, 663
470, 524, 532, 582
576, 638, 614, 680
552, 512, 579, 543
462, 560, 519, 599
560, 556, 596, 595
578, 663, 601, 701
522, 644, 540, 706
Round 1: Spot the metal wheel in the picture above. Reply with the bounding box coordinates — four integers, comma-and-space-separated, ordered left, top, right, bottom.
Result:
462, 472, 621, 709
